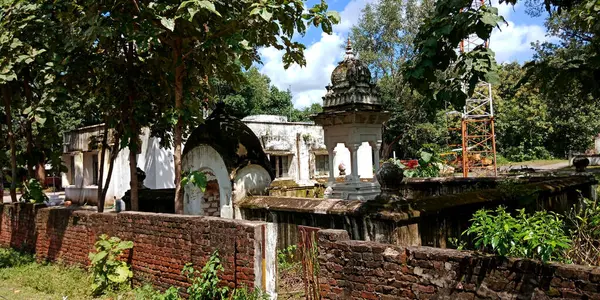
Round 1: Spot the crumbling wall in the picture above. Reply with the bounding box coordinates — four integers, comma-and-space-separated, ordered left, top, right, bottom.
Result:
0, 203, 272, 293
318, 229, 600, 299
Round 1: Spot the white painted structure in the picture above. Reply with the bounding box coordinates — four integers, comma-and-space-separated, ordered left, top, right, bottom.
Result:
312, 39, 389, 200
62, 114, 376, 206
61, 125, 174, 205
242, 115, 375, 184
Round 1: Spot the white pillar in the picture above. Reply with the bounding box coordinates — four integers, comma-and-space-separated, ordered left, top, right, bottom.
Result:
350, 143, 360, 182
327, 144, 336, 184
370, 141, 381, 183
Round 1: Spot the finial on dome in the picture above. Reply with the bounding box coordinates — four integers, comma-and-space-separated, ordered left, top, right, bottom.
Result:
345, 37, 354, 59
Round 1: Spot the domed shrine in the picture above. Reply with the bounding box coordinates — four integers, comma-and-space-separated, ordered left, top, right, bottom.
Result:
312, 38, 390, 200
182, 103, 274, 218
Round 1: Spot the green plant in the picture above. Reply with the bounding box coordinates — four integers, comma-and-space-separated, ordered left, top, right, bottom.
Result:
277, 244, 298, 271
0, 248, 35, 268
88, 234, 134, 296
181, 171, 208, 192
566, 195, 600, 266
134, 285, 181, 300
183, 251, 229, 300
402, 148, 442, 178
464, 206, 571, 262
231, 286, 270, 300
20, 178, 48, 203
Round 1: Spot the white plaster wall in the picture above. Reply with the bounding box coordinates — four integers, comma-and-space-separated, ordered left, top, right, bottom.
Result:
233, 165, 272, 202
244, 118, 328, 183
182, 145, 232, 218
357, 142, 374, 178
143, 137, 175, 189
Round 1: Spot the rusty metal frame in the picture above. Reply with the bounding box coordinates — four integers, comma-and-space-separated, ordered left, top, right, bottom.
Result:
459, 0, 498, 178
299, 225, 321, 300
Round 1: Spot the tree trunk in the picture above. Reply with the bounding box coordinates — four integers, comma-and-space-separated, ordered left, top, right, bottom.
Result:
97, 124, 109, 212
125, 41, 139, 211
35, 154, 46, 186
2, 84, 17, 203
173, 39, 185, 214
100, 132, 120, 205
24, 71, 35, 179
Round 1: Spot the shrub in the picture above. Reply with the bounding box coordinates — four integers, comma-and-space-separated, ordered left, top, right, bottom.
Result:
183, 251, 229, 300
89, 234, 134, 296
277, 244, 298, 271
0, 248, 35, 268
464, 206, 571, 262
566, 196, 600, 266
20, 178, 48, 203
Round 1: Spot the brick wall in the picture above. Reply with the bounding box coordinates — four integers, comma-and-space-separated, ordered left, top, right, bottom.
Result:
203, 180, 220, 217
0, 203, 269, 293
318, 229, 600, 300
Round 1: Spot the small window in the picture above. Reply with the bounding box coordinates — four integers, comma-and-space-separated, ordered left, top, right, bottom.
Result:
70, 156, 76, 184
315, 155, 329, 176
270, 155, 290, 178
92, 155, 99, 185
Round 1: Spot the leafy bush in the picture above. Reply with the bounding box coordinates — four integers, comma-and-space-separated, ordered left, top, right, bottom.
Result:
464, 206, 571, 262
231, 286, 270, 300
134, 285, 182, 300
183, 251, 229, 300
566, 196, 600, 266
277, 244, 298, 271
400, 148, 442, 178
89, 234, 134, 296
0, 248, 35, 268
20, 178, 48, 203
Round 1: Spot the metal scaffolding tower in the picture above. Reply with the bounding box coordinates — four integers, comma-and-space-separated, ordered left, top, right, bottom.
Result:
459, 0, 497, 177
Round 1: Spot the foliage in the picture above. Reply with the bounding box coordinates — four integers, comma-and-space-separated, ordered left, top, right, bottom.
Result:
181, 170, 208, 192
183, 251, 229, 300
401, 148, 442, 178
464, 206, 571, 262
0, 248, 35, 268
351, 0, 439, 159
405, 0, 594, 111
88, 234, 134, 296
134, 285, 182, 300
19, 178, 48, 204
277, 244, 299, 271
231, 286, 270, 300
566, 195, 600, 266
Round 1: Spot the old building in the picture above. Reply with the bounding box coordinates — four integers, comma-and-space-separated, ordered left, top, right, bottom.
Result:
61, 124, 174, 205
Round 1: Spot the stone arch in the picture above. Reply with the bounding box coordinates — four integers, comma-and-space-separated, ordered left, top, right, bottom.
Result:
182, 145, 233, 218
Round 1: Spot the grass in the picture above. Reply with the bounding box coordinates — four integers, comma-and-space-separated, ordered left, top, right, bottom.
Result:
0, 248, 163, 300
497, 158, 567, 167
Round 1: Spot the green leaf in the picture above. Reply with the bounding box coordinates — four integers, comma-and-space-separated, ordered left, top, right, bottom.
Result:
420, 151, 433, 163
197, 0, 221, 17
160, 17, 175, 31
90, 251, 107, 265
259, 9, 272, 22
107, 264, 133, 283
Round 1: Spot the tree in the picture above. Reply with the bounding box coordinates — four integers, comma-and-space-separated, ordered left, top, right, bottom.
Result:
350, 0, 438, 159
130, 0, 340, 214
0, 1, 57, 202
405, 0, 596, 109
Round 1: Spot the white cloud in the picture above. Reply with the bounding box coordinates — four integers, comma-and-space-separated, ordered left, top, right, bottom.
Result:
259, 32, 344, 108
490, 21, 555, 63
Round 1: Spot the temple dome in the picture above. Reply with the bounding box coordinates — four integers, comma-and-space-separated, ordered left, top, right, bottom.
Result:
320, 38, 381, 110
183, 102, 275, 180
330, 42, 372, 88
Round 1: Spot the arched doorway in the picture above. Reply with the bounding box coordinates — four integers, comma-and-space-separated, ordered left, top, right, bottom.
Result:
182, 145, 233, 218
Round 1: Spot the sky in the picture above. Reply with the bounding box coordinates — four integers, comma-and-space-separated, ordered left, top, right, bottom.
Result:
256, 0, 557, 109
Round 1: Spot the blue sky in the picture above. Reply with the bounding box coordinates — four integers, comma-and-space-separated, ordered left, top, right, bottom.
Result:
257, 0, 554, 109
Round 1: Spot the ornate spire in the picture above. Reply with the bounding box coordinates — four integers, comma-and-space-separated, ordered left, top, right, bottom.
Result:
344, 37, 354, 59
